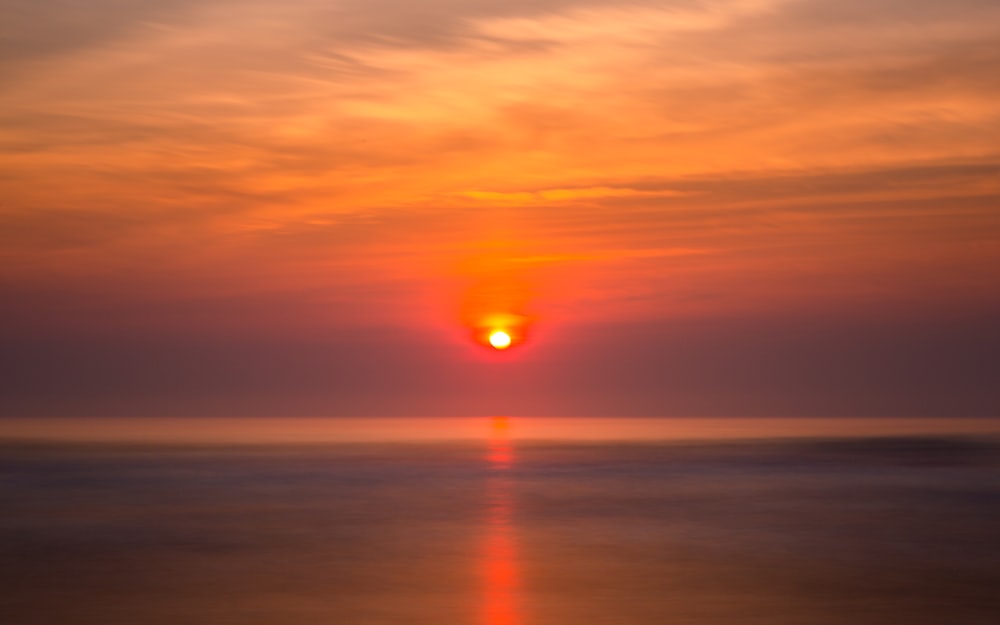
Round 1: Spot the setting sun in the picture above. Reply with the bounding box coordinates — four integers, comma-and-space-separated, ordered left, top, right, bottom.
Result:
471, 313, 528, 351
488, 331, 512, 350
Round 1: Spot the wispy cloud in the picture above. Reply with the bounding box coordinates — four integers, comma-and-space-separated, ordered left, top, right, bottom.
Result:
2, 0, 999, 334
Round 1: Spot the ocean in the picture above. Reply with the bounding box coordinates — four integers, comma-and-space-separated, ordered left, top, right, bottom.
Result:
1, 417, 998, 624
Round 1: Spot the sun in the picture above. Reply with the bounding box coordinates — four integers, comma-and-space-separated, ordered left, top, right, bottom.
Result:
470, 313, 528, 351
488, 330, 512, 350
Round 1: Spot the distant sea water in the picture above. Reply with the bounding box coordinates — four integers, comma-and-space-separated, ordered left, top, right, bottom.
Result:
1, 417, 999, 625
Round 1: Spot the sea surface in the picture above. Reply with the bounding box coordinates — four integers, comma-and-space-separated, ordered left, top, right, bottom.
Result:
1, 417, 999, 625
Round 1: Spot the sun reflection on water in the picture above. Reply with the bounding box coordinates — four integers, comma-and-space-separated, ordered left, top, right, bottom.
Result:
484, 416, 519, 625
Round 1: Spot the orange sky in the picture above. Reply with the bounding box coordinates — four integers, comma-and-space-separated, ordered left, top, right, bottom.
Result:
2, 0, 999, 416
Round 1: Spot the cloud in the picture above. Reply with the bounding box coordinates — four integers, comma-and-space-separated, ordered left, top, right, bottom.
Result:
0, 0, 200, 65
458, 186, 693, 203
1, 0, 999, 339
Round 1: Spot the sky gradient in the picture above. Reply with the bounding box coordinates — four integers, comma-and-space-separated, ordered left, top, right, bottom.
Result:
2, 0, 999, 416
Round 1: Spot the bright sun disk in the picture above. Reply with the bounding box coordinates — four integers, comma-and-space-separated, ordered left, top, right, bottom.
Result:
488, 330, 512, 349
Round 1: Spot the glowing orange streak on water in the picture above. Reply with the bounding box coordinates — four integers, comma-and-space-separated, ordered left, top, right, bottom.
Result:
483, 416, 519, 625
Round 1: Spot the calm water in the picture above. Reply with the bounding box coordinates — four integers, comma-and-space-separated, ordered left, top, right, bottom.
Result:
1, 418, 999, 625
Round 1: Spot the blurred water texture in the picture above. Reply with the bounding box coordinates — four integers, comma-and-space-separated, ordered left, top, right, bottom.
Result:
1, 418, 999, 625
